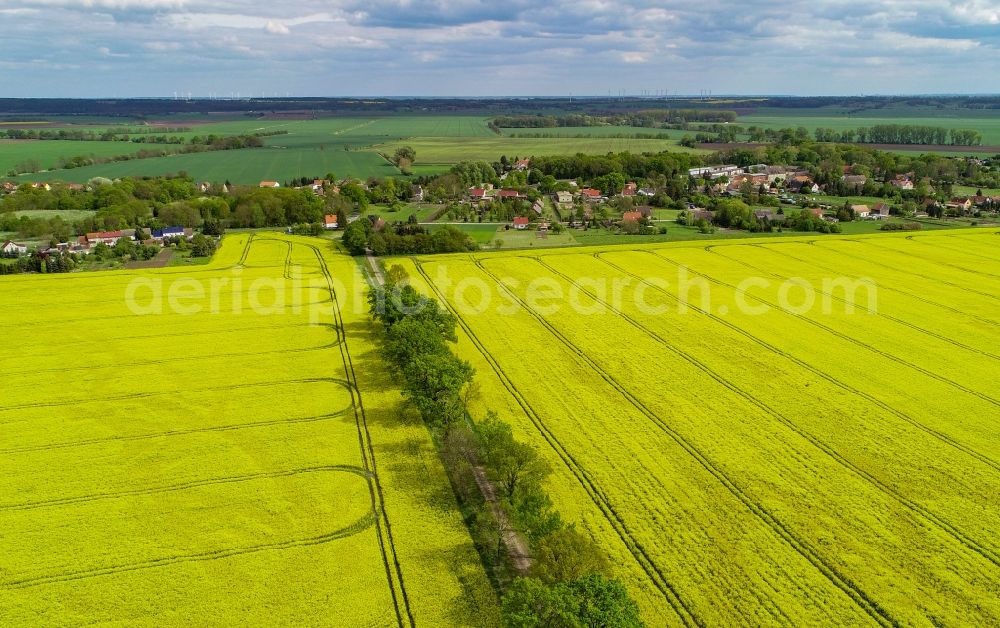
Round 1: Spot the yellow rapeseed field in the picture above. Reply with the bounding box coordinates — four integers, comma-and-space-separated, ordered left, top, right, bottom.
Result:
0, 234, 496, 626
404, 228, 1000, 626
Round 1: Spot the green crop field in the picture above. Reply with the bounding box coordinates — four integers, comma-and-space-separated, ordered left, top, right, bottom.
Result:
375, 136, 702, 166
396, 229, 1000, 625
0, 140, 186, 175
0, 233, 497, 626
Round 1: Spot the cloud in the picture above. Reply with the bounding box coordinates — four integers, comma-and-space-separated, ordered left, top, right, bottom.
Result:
0, 0, 996, 96
264, 20, 289, 34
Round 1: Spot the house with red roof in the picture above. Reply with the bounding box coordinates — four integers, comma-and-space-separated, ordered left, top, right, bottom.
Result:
323, 214, 339, 230
512, 216, 530, 230
259, 181, 280, 188
514, 158, 531, 171
497, 189, 525, 199
621, 211, 642, 223
85, 230, 125, 246
579, 188, 603, 201
622, 182, 637, 197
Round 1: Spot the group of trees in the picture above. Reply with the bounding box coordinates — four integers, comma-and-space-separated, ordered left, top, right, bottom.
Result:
490, 109, 736, 131
370, 267, 643, 627
813, 124, 983, 146
342, 216, 476, 256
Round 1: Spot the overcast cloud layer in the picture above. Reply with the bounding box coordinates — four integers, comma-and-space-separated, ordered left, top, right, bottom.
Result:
1, 0, 998, 97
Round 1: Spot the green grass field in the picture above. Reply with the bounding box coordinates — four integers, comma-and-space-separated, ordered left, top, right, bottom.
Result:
13, 209, 97, 220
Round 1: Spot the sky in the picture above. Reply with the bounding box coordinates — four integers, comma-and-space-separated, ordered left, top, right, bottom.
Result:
0, 0, 998, 97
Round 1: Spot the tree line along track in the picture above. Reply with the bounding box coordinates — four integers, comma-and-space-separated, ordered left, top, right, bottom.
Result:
411, 258, 703, 628
472, 256, 897, 626
752, 241, 1000, 328
533, 254, 1000, 571
703, 244, 1000, 361
631, 248, 1000, 474
289, 237, 415, 628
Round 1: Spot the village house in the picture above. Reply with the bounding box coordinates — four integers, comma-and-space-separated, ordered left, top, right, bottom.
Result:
621, 182, 637, 197
497, 189, 525, 200
1, 240, 28, 256
753, 209, 775, 221
688, 165, 743, 179
871, 203, 891, 219
30, 182, 51, 191
579, 188, 603, 201
514, 158, 531, 171
890, 176, 914, 190
637, 187, 655, 197
621, 211, 642, 223
786, 176, 819, 194
555, 191, 573, 206
512, 216, 530, 230
690, 209, 715, 223
468, 187, 487, 201
947, 197, 973, 213
841, 174, 867, 187
1, 182, 17, 193
85, 230, 125, 246
411, 185, 424, 202
151, 226, 189, 241
323, 214, 339, 230
259, 181, 280, 188
532, 200, 544, 215
852, 204, 872, 219
635, 206, 653, 219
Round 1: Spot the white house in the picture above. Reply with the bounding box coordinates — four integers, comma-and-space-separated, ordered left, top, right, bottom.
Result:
324, 214, 339, 230
1, 240, 27, 256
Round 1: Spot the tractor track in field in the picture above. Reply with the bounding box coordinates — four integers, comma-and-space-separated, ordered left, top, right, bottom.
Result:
0, 337, 343, 380
910, 233, 1000, 264
1, 463, 378, 591
805, 240, 1000, 304
0, 465, 373, 512
286, 237, 414, 628
756, 242, 1000, 328
703, 245, 1000, 361
640, 249, 1000, 474
411, 259, 703, 628
0, 410, 353, 455
535, 255, 1000, 571
472, 257, 897, 627
860, 238, 1000, 280
1, 377, 354, 413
